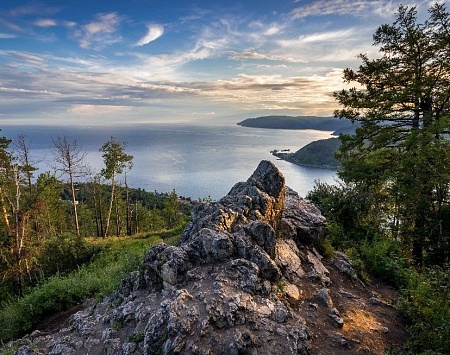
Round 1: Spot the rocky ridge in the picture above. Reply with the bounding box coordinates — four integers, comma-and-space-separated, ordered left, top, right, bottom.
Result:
13, 160, 407, 355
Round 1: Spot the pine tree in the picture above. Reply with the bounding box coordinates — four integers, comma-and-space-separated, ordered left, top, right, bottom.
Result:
334, 4, 450, 265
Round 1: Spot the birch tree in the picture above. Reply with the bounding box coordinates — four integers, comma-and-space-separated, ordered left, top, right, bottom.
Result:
53, 136, 89, 238
99, 137, 133, 237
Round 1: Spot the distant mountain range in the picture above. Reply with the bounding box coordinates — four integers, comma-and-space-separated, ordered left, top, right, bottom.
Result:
237, 115, 356, 133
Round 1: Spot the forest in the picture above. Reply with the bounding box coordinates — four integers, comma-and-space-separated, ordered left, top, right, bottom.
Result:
0, 134, 192, 302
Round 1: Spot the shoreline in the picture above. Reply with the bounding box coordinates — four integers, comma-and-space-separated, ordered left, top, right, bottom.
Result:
270, 150, 340, 170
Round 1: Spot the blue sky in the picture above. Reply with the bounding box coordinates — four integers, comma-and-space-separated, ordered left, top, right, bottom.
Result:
0, 0, 440, 126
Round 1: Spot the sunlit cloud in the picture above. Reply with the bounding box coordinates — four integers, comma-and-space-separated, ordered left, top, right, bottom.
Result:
264, 24, 283, 36
2, 0, 426, 123
135, 24, 164, 46
68, 104, 132, 115
294, 29, 359, 43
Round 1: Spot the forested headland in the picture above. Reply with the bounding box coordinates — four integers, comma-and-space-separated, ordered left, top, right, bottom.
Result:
272, 137, 341, 169
237, 115, 355, 132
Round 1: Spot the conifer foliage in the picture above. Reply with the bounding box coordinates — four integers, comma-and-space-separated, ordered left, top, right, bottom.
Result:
334, 3, 450, 265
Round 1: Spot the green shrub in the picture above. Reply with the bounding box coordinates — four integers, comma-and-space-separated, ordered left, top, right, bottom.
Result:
397, 267, 450, 354
307, 179, 449, 354
0, 232, 167, 342
314, 238, 334, 259
344, 247, 370, 282
38, 233, 100, 277
359, 237, 409, 287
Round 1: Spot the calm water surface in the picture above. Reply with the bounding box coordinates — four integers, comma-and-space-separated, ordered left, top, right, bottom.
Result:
2, 124, 338, 200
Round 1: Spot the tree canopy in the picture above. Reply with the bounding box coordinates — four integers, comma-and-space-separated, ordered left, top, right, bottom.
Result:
334, 3, 450, 265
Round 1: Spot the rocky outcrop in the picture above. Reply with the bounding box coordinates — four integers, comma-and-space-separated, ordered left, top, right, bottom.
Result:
12, 160, 406, 355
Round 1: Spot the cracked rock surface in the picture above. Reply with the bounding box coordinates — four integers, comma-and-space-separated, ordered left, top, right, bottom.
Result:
12, 160, 407, 355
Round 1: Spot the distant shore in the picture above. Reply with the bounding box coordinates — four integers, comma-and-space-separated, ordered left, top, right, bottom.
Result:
270, 148, 340, 170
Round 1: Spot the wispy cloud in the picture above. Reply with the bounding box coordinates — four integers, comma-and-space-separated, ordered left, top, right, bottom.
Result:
290, 0, 402, 19
276, 27, 375, 63
135, 24, 164, 46
74, 12, 123, 50
0, 33, 16, 39
35, 19, 57, 27
8, 4, 60, 17
230, 51, 306, 63
0, 86, 61, 96
0, 18, 22, 32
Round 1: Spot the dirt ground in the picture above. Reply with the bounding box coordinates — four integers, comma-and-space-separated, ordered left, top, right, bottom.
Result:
291, 258, 409, 354
34, 257, 409, 355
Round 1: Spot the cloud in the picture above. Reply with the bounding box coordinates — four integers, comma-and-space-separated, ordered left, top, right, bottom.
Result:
84, 13, 120, 35
8, 4, 60, 17
275, 27, 375, 63
290, 0, 402, 19
0, 86, 62, 97
135, 24, 164, 46
230, 51, 306, 63
68, 104, 132, 116
75, 12, 123, 50
296, 29, 359, 43
8, 51, 45, 65
0, 18, 22, 32
0, 33, 16, 39
264, 24, 283, 36
35, 19, 57, 27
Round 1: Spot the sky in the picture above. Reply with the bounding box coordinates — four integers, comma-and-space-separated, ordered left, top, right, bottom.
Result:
0, 0, 443, 126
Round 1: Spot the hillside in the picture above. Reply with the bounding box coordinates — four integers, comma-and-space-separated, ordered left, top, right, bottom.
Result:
272, 137, 341, 169
7, 161, 408, 355
237, 115, 355, 132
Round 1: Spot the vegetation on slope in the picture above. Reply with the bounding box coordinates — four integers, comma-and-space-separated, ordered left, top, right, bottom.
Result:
0, 132, 193, 301
308, 4, 450, 354
289, 138, 340, 169
0, 228, 183, 343
0, 128, 194, 346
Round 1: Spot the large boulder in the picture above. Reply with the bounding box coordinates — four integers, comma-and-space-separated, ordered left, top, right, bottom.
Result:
13, 160, 332, 355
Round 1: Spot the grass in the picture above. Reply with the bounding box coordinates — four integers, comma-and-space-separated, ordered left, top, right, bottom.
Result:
0, 228, 182, 343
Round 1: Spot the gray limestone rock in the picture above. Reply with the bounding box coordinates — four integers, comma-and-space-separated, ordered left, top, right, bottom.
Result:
11, 161, 334, 355
280, 187, 327, 245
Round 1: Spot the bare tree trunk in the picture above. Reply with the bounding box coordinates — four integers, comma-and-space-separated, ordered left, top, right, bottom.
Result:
135, 200, 139, 234
52, 137, 88, 238
125, 173, 132, 236
0, 186, 10, 230
115, 190, 121, 237
98, 191, 105, 238
92, 182, 100, 238
13, 165, 24, 297
69, 172, 80, 238
104, 174, 115, 237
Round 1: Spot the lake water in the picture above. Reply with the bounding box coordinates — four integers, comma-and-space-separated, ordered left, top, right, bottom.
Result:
1, 124, 337, 200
